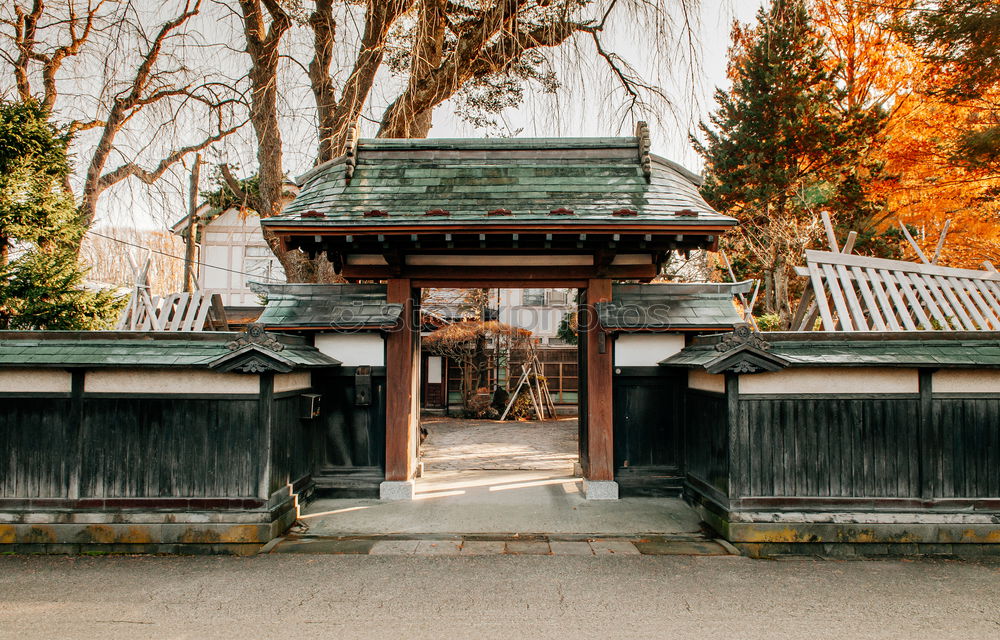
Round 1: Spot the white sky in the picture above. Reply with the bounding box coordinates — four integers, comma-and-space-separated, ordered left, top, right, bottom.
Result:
85, 0, 765, 232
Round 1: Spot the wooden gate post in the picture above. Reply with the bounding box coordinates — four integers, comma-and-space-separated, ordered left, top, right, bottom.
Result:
382, 278, 418, 499
583, 278, 618, 499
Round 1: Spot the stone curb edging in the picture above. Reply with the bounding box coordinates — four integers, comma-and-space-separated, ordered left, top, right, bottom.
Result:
265, 534, 739, 557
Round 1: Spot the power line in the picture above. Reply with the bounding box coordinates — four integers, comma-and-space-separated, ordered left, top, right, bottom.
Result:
84, 229, 283, 282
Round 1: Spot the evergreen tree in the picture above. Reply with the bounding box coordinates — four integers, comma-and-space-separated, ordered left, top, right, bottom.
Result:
693, 0, 884, 326
0, 101, 122, 330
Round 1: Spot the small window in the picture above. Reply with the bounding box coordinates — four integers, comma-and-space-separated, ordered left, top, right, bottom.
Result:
245, 246, 273, 258
548, 289, 570, 305
244, 246, 284, 282
522, 289, 545, 306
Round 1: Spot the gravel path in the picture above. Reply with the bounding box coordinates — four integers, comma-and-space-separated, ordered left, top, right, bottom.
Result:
1, 554, 998, 639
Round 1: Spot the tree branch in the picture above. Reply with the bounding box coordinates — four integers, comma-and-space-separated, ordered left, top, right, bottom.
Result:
98, 118, 244, 190
378, 0, 525, 137
315, 0, 415, 161
218, 161, 262, 212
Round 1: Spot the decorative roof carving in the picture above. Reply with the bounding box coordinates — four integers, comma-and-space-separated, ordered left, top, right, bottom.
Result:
715, 324, 771, 353
636, 121, 651, 182
344, 123, 358, 184
226, 323, 284, 352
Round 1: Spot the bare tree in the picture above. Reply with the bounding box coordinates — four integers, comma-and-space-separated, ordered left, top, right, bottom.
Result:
224, 0, 696, 282
1, 0, 245, 234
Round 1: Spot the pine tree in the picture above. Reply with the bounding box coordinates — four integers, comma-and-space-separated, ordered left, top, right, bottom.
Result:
693, 0, 884, 326
0, 101, 122, 330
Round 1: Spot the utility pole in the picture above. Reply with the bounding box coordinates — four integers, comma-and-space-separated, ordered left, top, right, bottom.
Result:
183, 153, 201, 293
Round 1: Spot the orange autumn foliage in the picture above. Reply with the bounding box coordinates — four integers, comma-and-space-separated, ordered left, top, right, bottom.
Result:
812, 0, 1000, 267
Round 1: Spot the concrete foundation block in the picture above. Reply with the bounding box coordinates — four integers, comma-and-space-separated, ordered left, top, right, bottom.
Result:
379, 480, 415, 501
583, 480, 619, 501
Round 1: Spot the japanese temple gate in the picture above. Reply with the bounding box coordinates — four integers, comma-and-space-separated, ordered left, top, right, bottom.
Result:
4, 131, 1000, 556
261, 129, 737, 499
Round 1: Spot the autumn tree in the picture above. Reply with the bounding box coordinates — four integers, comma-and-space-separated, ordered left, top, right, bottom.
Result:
811, 0, 1000, 267
0, 0, 244, 236
902, 0, 1000, 171
423, 320, 533, 410
694, 0, 883, 324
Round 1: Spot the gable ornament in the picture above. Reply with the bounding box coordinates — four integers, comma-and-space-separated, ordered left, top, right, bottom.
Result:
715, 323, 770, 353
226, 323, 284, 352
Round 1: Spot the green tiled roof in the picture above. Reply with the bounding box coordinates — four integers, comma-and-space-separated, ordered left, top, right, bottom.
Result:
262, 137, 737, 230
660, 332, 1000, 369
597, 281, 750, 330
256, 284, 401, 329
0, 331, 339, 369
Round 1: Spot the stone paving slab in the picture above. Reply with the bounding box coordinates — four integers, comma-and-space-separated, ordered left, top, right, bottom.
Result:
270, 535, 733, 557
369, 540, 421, 555
634, 539, 729, 556
461, 541, 507, 555
549, 541, 595, 556
505, 541, 552, 555
590, 540, 642, 556
272, 538, 375, 554
414, 540, 463, 555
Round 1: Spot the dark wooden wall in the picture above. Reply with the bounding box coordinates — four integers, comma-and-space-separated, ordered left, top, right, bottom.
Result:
269, 393, 315, 496
613, 368, 685, 469
82, 397, 263, 499
0, 396, 266, 500
1, 398, 74, 499
313, 368, 386, 470
929, 397, 1000, 499
0, 372, 327, 504
684, 389, 730, 499
612, 368, 686, 495
734, 398, 921, 499
681, 373, 1000, 508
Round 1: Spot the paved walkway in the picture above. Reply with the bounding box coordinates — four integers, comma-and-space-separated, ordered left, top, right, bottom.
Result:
300, 470, 702, 537
420, 416, 577, 471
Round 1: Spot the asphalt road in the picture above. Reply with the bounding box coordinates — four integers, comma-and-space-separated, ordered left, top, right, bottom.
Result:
1, 554, 999, 639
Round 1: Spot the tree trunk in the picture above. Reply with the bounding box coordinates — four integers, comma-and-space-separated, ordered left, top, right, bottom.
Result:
312, 0, 415, 161
309, 0, 338, 163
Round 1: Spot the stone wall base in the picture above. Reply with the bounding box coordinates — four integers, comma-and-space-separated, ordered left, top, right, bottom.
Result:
687, 488, 1000, 558
733, 541, 1000, 559
0, 542, 263, 556
0, 494, 299, 555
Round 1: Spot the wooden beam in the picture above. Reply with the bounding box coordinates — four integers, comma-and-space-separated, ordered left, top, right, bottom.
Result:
340, 264, 658, 281
585, 278, 614, 483
410, 279, 591, 289
385, 278, 417, 483
932, 219, 951, 264
820, 211, 839, 252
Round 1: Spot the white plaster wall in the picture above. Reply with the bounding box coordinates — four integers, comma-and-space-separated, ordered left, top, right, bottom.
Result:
738, 367, 919, 395
0, 368, 72, 393
314, 333, 385, 367
614, 333, 685, 367
689, 369, 726, 393
85, 369, 260, 394
498, 289, 575, 342
197, 208, 284, 306
274, 372, 312, 393
932, 370, 1000, 394
203, 245, 231, 290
